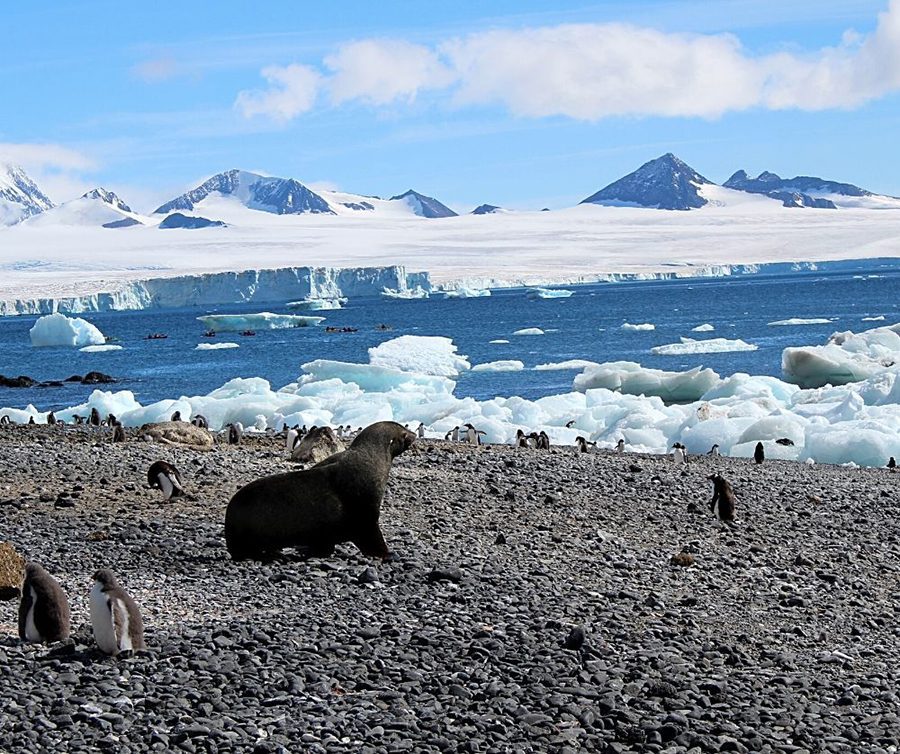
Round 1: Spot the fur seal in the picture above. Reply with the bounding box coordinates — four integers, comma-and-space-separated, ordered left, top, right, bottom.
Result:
754, 441, 765, 464
147, 460, 184, 501
708, 473, 735, 524
139, 421, 214, 447
90, 569, 146, 655
225, 420, 415, 561
18, 563, 70, 643
228, 422, 243, 445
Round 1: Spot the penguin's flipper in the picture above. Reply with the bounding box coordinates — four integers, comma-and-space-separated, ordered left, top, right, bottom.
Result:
17, 586, 33, 641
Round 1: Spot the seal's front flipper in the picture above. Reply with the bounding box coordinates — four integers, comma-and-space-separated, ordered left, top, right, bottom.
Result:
353, 526, 390, 560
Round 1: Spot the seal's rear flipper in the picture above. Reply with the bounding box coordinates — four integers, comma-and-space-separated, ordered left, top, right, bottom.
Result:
353, 526, 390, 560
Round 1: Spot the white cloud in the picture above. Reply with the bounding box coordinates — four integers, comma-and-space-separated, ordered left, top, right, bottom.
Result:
132, 57, 181, 83
324, 39, 455, 105
235, 64, 321, 121
0, 142, 96, 172
235, 1, 900, 121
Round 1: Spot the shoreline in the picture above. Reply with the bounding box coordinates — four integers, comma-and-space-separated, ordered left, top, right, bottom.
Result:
1, 426, 898, 751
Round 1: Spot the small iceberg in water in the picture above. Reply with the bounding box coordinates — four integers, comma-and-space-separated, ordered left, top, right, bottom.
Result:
197, 313, 325, 331
526, 288, 573, 299
30, 313, 106, 348
768, 318, 833, 326
513, 328, 545, 336
651, 337, 758, 355
471, 360, 525, 372
79, 344, 123, 353
381, 286, 430, 300
621, 322, 655, 331
442, 287, 491, 298
691, 323, 715, 332
196, 342, 240, 350
286, 297, 345, 311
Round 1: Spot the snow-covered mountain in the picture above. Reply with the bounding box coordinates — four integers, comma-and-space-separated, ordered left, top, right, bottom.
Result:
0, 163, 54, 225
154, 169, 335, 216
25, 187, 145, 228
581, 153, 715, 211
724, 170, 900, 210
471, 204, 504, 215
388, 189, 458, 218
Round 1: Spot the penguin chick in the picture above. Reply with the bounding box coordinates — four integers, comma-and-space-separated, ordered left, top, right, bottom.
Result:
18, 563, 70, 643
708, 473, 736, 525
147, 460, 184, 501
90, 569, 146, 655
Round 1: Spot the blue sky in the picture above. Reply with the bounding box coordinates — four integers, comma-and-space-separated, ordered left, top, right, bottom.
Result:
2, 0, 898, 211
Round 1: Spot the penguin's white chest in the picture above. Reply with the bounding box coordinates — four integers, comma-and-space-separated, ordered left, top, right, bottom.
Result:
90, 583, 122, 654
24, 586, 41, 642
674, 449, 685, 464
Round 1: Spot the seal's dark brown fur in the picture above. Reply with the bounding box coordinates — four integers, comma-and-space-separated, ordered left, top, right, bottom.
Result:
225, 421, 415, 561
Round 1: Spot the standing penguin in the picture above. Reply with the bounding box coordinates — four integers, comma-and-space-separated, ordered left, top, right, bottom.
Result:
515, 429, 530, 448
451, 426, 460, 443
228, 422, 243, 445
191, 414, 209, 429
18, 563, 71, 643
708, 444, 720, 456
112, 423, 126, 443
47, 411, 56, 426
170, 410, 182, 422
285, 427, 300, 453
888, 457, 896, 471
147, 460, 184, 501
575, 436, 595, 453
537, 431, 551, 450
89, 407, 101, 427
416, 422, 426, 439
464, 424, 478, 445
754, 442, 765, 465
90, 569, 146, 655
616, 439, 625, 454
673, 443, 686, 465
708, 473, 736, 525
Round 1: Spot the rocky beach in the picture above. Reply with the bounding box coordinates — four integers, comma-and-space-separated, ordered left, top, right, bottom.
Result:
1, 424, 899, 753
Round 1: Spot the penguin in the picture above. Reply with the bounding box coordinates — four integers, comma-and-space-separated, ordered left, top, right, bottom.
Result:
417, 422, 426, 439
476, 429, 487, 446
443, 428, 453, 441
228, 422, 243, 445
18, 563, 71, 644
28, 416, 35, 425
90, 569, 146, 656
537, 431, 550, 450
754, 441, 765, 465
47, 411, 56, 426
112, 423, 126, 443
73, 414, 84, 426
191, 414, 209, 429
565, 420, 576, 429
672, 443, 686, 465
708, 444, 720, 456
147, 460, 184, 501
514, 429, 530, 448
464, 424, 478, 445
285, 427, 300, 453
888, 456, 896, 471
775, 438, 795, 446
575, 436, 595, 453
170, 410, 182, 422
106, 413, 117, 427
708, 473, 736, 525
0, 414, 9, 424
616, 439, 625, 454
89, 407, 101, 427
451, 426, 460, 443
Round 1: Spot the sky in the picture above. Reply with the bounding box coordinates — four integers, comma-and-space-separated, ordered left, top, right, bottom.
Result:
2, 0, 900, 212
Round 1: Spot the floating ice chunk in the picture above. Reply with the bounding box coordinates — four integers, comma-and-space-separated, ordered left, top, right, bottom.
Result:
286, 298, 344, 310
489, 339, 510, 344
862, 315, 886, 322
368, 336, 470, 376
196, 342, 239, 350
526, 288, 573, 299
472, 360, 525, 372
691, 323, 715, 332
782, 323, 900, 388
514, 328, 544, 336
79, 344, 122, 353
533, 359, 600, 371
621, 322, 655, 331
197, 313, 324, 331
768, 318, 833, 326
442, 287, 491, 298
30, 313, 106, 347
574, 361, 720, 403
652, 337, 757, 355
301, 359, 455, 393
381, 286, 429, 299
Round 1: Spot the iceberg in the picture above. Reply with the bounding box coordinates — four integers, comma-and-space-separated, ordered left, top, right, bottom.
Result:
514, 328, 544, 336
30, 313, 106, 347
368, 335, 470, 377
471, 360, 525, 372
691, 323, 715, 332
442, 287, 491, 298
651, 337, 758, 355
862, 315, 886, 322
489, 339, 510, 344
533, 359, 600, 371
768, 318, 833, 326
782, 323, 900, 388
79, 344, 122, 353
526, 288, 573, 299
381, 286, 429, 299
621, 322, 655, 331
196, 342, 239, 350
196, 313, 325, 331
574, 361, 721, 403
286, 298, 344, 311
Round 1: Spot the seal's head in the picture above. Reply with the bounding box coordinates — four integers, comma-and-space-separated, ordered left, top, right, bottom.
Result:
351, 421, 415, 459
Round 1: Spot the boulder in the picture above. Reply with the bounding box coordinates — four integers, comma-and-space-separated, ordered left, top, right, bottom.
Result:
139, 421, 214, 448
0, 542, 25, 600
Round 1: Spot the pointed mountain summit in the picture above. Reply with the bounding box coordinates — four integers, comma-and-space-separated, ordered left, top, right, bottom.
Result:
721, 169, 895, 208
0, 163, 54, 225
23, 185, 144, 228
154, 169, 334, 216
82, 187, 134, 214
471, 204, 503, 215
389, 189, 457, 218
581, 153, 713, 211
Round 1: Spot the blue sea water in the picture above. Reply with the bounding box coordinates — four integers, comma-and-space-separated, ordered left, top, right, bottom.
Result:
1, 267, 899, 414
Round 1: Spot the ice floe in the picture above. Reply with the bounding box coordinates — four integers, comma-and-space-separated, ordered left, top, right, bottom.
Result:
471, 360, 525, 372
381, 286, 430, 299
79, 344, 122, 353
196, 313, 325, 331
768, 318, 833, 326
196, 342, 239, 350
368, 335, 470, 377
442, 287, 491, 298
533, 359, 601, 371
489, 339, 510, 344
651, 337, 758, 355
286, 298, 344, 311
30, 313, 106, 348
526, 288, 573, 299
862, 315, 886, 322
621, 322, 655, 331
573, 361, 720, 402
513, 328, 544, 336
691, 323, 715, 332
